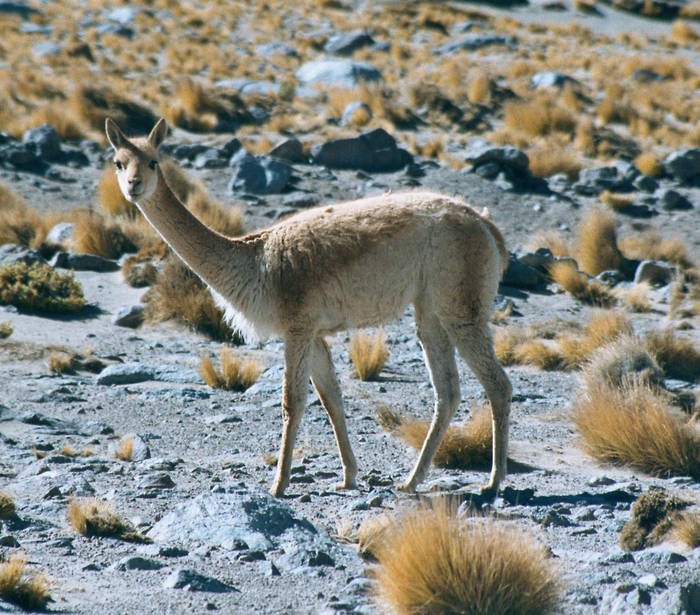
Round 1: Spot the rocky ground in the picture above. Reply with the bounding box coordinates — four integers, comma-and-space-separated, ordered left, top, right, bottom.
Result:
1, 1, 700, 614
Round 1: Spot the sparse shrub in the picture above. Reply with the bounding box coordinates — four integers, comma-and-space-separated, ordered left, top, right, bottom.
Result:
670, 511, 700, 548
493, 326, 529, 366
199, 348, 263, 392
573, 381, 700, 480
613, 283, 652, 313
122, 257, 159, 288
600, 190, 635, 212
72, 211, 137, 260
0, 553, 51, 612
67, 498, 150, 543
372, 500, 562, 615
575, 207, 623, 276
0, 492, 16, 519
144, 256, 239, 342
527, 231, 571, 258
558, 309, 632, 369
358, 513, 394, 561
504, 96, 576, 136
113, 436, 134, 461
512, 339, 566, 371
645, 329, 700, 382
619, 489, 690, 550
527, 148, 581, 180
48, 351, 79, 375
0, 322, 12, 339
549, 261, 615, 307
0, 262, 86, 314
350, 332, 389, 381
634, 153, 664, 177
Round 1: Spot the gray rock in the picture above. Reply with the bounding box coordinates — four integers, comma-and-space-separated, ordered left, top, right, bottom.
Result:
112, 556, 165, 571
464, 139, 529, 172
255, 42, 298, 58
138, 472, 175, 490
633, 260, 676, 286
268, 138, 306, 163
0, 2, 41, 18
0, 143, 47, 173
596, 270, 627, 287
96, 23, 134, 38
541, 509, 575, 527
112, 305, 144, 328
45, 222, 74, 245
655, 188, 693, 210
530, 71, 579, 89
652, 583, 700, 615
633, 175, 659, 192
663, 148, 700, 183
33, 41, 61, 57
282, 193, 319, 208
573, 166, 633, 195
636, 549, 687, 564
324, 31, 374, 56
23, 124, 61, 161
17, 411, 112, 436
229, 151, 292, 194
96, 363, 155, 386
163, 568, 237, 593
148, 491, 322, 553
295, 60, 382, 88
107, 6, 140, 24
502, 255, 544, 290
0, 244, 46, 266
435, 34, 517, 55
169, 143, 212, 161
310, 128, 412, 173
192, 147, 228, 169
340, 102, 372, 126
214, 78, 280, 96
632, 68, 666, 82
50, 252, 120, 272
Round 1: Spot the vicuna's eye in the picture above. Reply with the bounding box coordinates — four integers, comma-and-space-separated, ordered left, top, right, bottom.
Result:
149, 160, 157, 170
114, 160, 123, 170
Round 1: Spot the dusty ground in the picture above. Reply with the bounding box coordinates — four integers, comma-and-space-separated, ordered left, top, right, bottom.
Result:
1, 1, 699, 614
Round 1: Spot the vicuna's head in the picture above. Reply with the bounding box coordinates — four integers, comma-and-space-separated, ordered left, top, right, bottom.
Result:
105, 117, 167, 203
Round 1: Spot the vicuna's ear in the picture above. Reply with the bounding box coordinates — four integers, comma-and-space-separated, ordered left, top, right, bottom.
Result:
147, 118, 168, 150
105, 118, 124, 150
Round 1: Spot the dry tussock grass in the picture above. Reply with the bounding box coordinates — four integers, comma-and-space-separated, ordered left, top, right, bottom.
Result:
144, 256, 238, 342
670, 19, 700, 44
574, 207, 624, 276
0, 182, 62, 251
504, 96, 576, 137
68, 498, 150, 543
619, 489, 690, 551
634, 153, 664, 177
0, 322, 12, 339
0, 553, 51, 612
527, 148, 582, 180
378, 405, 493, 469
113, 436, 134, 461
512, 339, 567, 371
372, 500, 562, 615
350, 332, 389, 381
0, 492, 15, 519
358, 513, 394, 561
47, 351, 79, 374
558, 309, 632, 369
645, 329, 700, 382
549, 261, 615, 307
600, 190, 635, 212
612, 283, 652, 313
619, 231, 693, 269
71, 210, 137, 260
526, 232, 571, 258
200, 348, 263, 392
670, 511, 700, 548
573, 381, 700, 480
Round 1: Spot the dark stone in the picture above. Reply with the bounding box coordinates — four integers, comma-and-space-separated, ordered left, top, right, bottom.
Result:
435, 34, 517, 55
0, 143, 48, 173
324, 31, 374, 56
96, 363, 155, 386
310, 128, 412, 173
163, 569, 237, 593
655, 188, 693, 210
530, 71, 580, 89
0, 1, 41, 18
633, 260, 676, 286
113, 556, 165, 571
295, 60, 383, 88
193, 147, 228, 169
633, 174, 659, 192
229, 152, 292, 194
464, 140, 529, 172
268, 138, 306, 163
501, 255, 544, 289
0, 244, 47, 266
50, 252, 120, 272
170, 143, 211, 161
23, 124, 62, 161
663, 148, 700, 183
112, 305, 145, 328
573, 166, 633, 195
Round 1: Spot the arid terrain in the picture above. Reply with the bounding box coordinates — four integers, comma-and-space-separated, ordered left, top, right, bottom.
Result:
0, 0, 699, 614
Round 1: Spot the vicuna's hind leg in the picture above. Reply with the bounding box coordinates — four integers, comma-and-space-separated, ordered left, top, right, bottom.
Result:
446, 321, 511, 494
270, 336, 311, 497
401, 309, 460, 492
310, 338, 358, 490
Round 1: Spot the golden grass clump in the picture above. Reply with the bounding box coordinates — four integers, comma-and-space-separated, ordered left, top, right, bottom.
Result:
48, 351, 79, 375
144, 256, 238, 342
575, 207, 624, 276
0, 492, 16, 519
619, 489, 690, 551
527, 148, 582, 180
378, 406, 493, 469
199, 348, 263, 392
493, 326, 529, 366
619, 231, 693, 269
512, 339, 566, 371
0, 322, 12, 339
645, 329, 700, 382
548, 261, 615, 307
68, 498, 150, 543
558, 309, 632, 369
358, 513, 394, 561
0, 553, 51, 612
373, 500, 562, 615
0, 262, 86, 314
504, 96, 576, 137
350, 332, 389, 381
526, 231, 571, 258
612, 283, 652, 313
634, 153, 664, 177
670, 19, 700, 44
600, 190, 635, 212
113, 435, 134, 461
0, 182, 61, 251
670, 511, 700, 548
573, 381, 700, 480
71, 211, 137, 260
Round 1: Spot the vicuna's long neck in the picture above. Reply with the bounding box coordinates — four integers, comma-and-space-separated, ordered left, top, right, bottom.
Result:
137, 168, 257, 300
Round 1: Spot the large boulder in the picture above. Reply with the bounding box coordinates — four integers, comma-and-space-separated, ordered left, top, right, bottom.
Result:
228, 151, 292, 194
310, 128, 412, 172
663, 148, 700, 183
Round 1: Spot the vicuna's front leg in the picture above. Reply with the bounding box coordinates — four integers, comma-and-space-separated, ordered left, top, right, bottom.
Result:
310, 338, 358, 490
401, 310, 460, 492
270, 337, 311, 497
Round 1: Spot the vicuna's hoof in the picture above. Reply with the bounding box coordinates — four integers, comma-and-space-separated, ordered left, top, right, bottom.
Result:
334, 480, 358, 492
269, 482, 288, 498
479, 483, 499, 500
396, 481, 417, 493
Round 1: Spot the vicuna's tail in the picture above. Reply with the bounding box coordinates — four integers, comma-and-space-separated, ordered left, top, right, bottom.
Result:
480, 215, 509, 276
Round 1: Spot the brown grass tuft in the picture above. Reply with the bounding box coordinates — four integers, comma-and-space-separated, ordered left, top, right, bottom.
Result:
670, 19, 700, 44
47, 351, 79, 375
358, 513, 394, 561
0, 182, 61, 250
373, 500, 562, 615
113, 435, 134, 461
67, 498, 150, 543
573, 381, 700, 480
528, 148, 582, 180
645, 329, 700, 382
619, 231, 693, 269
634, 153, 664, 177
72, 211, 136, 260
600, 190, 635, 212
619, 489, 690, 551
0, 492, 16, 519
527, 232, 571, 258
669, 511, 700, 548
575, 207, 623, 276
512, 339, 567, 371
493, 326, 529, 366
199, 348, 263, 392
558, 309, 632, 369
504, 96, 576, 137
0, 322, 13, 339
549, 261, 615, 307
613, 283, 653, 313
0, 553, 51, 612
350, 332, 389, 381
